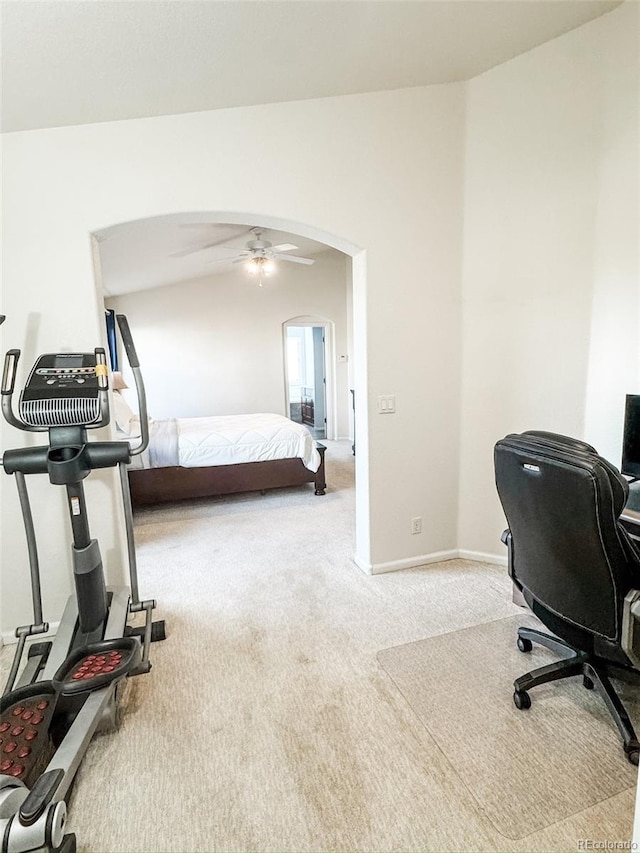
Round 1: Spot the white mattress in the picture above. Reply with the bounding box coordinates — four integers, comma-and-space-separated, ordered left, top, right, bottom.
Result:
130, 412, 321, 473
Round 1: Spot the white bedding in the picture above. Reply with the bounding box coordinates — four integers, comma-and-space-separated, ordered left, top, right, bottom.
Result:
129, 412, 321, 473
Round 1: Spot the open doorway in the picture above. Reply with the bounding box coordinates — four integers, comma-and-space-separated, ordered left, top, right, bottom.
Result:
285, 325, 327, 439
92, 212, 369, 569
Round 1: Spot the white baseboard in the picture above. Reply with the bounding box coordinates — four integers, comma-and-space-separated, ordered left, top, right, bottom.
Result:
355, 549, 459, 575
354, 548, 506, 575
458, 549, 507, 566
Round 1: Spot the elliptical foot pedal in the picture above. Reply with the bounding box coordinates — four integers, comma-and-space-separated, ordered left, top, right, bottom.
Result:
0, 682, 58, 788
52, 638, 142, 696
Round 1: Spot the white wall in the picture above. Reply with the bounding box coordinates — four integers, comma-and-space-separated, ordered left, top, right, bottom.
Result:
1, 83, 466, 635
457, 2, 639, 559
3, 4, 636, 640
583, 3, 640, 460
105, 250, 351, 437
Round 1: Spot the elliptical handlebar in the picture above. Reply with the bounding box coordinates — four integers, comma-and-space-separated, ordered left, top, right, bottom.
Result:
116, 314, 149, 456
1, 349, 35, 431
116, 314, 140, 368
2, 349, 20, 397
95, 348, 111, 428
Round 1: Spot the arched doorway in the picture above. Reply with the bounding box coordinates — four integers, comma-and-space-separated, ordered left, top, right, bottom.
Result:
92, 211, 370, 570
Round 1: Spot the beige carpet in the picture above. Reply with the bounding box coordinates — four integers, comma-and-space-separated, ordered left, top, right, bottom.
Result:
0, 440, 636, 852
378, 614, 640, 839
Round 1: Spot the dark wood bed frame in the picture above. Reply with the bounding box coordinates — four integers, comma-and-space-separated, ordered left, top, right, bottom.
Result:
128, 444, 326, 507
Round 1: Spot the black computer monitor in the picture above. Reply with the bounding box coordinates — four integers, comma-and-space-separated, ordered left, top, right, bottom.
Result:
622, 394, 640, 479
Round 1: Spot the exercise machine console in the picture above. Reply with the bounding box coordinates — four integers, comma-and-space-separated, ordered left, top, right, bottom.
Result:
0, 315, 164, 853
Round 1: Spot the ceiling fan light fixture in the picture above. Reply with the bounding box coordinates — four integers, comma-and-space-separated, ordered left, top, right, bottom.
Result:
247, 256, 275, 279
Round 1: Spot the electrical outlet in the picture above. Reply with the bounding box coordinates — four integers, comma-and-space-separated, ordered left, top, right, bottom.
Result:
411, 516, 422, 535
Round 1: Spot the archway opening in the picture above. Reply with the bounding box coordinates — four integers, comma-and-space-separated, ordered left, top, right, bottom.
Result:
91, 211, 369, 569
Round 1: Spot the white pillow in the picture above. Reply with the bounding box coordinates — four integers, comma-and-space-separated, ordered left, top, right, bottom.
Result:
111, 391, 137, 434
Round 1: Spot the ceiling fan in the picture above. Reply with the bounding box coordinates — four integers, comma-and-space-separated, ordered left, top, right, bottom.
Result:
171, 226, 315, 285
218, 228, 315, 272
172, 227, 315, 268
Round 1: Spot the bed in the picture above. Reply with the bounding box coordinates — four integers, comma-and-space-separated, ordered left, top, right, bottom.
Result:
113, 396, 326, 507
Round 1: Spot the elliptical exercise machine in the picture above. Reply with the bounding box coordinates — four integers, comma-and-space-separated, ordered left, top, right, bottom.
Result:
0, 315, 165, 853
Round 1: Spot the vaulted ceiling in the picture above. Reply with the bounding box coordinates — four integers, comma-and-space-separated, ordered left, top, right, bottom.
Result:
96, 218, 336, 296
6, 0, 624, 294
2, 0, 623, 133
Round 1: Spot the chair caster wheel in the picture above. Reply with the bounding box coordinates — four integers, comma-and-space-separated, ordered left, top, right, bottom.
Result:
517, 636, 533, 653
513, 689, 531, 710
583, 675, 594, 690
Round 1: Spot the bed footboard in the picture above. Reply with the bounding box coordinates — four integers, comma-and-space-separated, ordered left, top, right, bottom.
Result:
128, 443, 327, 506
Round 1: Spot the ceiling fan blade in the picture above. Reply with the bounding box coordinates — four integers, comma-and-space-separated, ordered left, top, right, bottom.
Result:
206, 255, 242, 265
171, 226, 254, 257
270, 243, 298, 253
274, 253, 315, 265
170, 241, 228, 258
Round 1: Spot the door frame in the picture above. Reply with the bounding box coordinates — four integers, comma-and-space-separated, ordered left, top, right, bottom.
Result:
282, 316, 335, 440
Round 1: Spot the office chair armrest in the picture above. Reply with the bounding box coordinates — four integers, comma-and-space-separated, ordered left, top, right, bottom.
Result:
621, 589, 640, 669
501, 529, 516, 581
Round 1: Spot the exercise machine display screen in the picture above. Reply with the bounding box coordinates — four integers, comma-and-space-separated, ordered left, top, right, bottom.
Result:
28, 353, 98, 392
51, 355, 86, 369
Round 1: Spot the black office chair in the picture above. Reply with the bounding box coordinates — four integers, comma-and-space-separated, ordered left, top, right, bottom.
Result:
494, 430, 640, 764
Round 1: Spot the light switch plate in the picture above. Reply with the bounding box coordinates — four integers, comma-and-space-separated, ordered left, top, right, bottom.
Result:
378, 395, 396, 413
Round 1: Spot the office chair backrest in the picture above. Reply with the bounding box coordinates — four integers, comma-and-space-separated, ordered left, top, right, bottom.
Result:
495, 433, 638, 643
522, 430, 630, 510
522, 430, 597, 454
